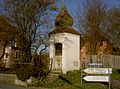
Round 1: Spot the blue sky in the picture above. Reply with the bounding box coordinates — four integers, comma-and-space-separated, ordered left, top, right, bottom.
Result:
0, 0, 119, 17
55, 0, 120, 18
0, 0, 119, 24
54, 0, 120, 32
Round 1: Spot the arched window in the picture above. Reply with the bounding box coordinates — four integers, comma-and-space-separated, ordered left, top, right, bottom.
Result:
55, 43, 62, 56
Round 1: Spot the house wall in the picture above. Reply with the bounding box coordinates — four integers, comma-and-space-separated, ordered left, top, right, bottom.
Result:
3, 47, 12, 68
0, 46, 18, 68
50, 33, 80, 74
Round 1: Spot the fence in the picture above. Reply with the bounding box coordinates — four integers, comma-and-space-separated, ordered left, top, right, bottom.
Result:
85, 54, 120, 69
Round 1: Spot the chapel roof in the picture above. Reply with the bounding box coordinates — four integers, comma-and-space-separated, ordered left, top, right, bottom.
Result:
49, 0, 80, 35
49, 27, 80, 35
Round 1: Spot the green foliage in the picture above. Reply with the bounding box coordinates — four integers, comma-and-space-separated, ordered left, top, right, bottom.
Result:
111, 69, 120, 80
62, 71, 81, 83
52, 78, 65, 87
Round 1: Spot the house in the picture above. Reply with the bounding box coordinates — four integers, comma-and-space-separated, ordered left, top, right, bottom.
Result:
0, 41, 19, 68
0, 16, 19, 68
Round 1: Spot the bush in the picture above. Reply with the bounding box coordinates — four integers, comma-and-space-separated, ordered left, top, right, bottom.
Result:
31, 53, 50, 78
16, 64, 32, 81
31, 67, 47, 78
117, 69, 120, 73
10, 63, 18, 70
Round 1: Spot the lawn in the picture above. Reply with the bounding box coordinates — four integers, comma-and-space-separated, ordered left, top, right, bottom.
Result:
30, 69, 120, 89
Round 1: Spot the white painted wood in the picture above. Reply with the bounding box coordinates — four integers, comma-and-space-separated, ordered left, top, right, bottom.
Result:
83, 76, 109, 82
83, 68, 112, 74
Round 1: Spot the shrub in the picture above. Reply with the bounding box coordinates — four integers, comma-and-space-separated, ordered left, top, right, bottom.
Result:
117, 69, 120, 73
31, 53, 50, 78
31, 66, 47, 78
16, 64, 32, 81
9, 63, 18, 70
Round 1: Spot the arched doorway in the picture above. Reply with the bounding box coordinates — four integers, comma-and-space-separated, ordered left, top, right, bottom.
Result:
54, 43, 62, 70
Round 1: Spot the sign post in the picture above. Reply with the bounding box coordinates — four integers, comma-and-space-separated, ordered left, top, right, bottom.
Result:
82, 63, 112, 89
83, 76, 109, 82
83, 68, 112, 74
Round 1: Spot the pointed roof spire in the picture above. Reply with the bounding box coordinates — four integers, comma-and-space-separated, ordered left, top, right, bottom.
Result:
61, 0, 66, 11
49, 0, 80, 35
62, 0, 65, 7
54, 0, 73, 28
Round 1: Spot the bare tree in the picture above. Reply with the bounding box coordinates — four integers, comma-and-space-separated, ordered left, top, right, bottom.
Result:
1, 0, 57, 63
75, 0, 114, 63
107, 7, 120, 55
76, 0, 110, 61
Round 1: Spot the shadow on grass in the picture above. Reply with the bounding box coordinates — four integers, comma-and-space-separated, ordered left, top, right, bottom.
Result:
58, 75, 81, 88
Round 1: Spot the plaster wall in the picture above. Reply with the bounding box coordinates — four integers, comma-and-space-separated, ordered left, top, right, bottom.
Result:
50, 33, 80, 74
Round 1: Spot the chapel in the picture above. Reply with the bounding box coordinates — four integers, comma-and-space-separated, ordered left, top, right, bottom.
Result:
49, 0, 80, 74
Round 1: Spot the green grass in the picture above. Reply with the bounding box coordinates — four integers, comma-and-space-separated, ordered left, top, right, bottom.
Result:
111, 69, 120, 80
30, 69, 120, 89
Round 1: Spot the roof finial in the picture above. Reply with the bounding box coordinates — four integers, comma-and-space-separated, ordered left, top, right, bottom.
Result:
62, 0, 65, 7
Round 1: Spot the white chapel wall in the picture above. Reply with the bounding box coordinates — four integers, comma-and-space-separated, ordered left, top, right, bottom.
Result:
64, 33, 80, 72
50, 33, 80, 73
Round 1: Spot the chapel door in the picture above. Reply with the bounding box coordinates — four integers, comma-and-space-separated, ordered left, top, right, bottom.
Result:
54, 43, 62, 70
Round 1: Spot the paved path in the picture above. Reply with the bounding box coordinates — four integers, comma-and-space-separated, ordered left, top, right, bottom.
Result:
0, 83, 48, 89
